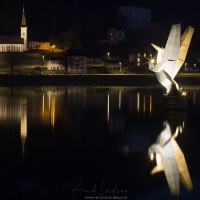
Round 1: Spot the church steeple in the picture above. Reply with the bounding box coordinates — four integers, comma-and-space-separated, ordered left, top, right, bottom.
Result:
20, 3, 28, 51
21, 4, 26, 26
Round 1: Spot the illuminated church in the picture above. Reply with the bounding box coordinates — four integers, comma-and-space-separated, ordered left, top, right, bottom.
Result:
0, 4, 28, 52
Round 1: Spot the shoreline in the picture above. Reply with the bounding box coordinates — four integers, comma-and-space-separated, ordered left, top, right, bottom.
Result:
0, 74, 199, 87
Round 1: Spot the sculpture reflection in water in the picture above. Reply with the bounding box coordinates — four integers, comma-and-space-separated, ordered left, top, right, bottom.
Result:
148, 121, 193, 196
149, 23, 194, 110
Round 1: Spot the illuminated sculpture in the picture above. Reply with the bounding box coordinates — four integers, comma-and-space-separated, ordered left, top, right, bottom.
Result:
149, 24, 194, 109
148, 122, 193, 195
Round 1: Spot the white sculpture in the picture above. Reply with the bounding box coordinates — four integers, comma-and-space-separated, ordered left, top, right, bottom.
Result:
148, 122, 193, 195
149, 24, 194, 95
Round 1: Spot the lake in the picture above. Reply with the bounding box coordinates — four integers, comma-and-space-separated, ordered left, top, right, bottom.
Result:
0, 86, 200, 200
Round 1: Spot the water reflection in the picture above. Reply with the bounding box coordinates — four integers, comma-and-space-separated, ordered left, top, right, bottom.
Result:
108, 88, 155, 135
20, 99, 27, 155
0, 86, 198, 156
0, 86, 199, 199
148, 118, 193, 196
0, 97, 27, 155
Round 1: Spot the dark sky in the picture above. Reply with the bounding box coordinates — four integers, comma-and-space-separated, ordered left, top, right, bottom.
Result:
0, 0, 199, 50
1, 0, 199, 30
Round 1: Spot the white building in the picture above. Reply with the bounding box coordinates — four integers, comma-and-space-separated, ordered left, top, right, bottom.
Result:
47, 51, 87, 74
47, 58, 66, 71
67, 56, 87, 74
0, 5, 28, 52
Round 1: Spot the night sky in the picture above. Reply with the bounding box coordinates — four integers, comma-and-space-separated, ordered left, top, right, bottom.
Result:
0, 0, 199, 50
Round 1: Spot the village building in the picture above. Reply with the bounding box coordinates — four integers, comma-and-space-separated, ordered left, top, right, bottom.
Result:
28, 41, 51, 50
67, 56, 87, 74
0, 5, 28, 52
104, 59, 121, 72
47, 58, 66, 71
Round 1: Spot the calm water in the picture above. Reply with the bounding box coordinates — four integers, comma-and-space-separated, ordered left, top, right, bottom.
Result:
0, 86, 200, 200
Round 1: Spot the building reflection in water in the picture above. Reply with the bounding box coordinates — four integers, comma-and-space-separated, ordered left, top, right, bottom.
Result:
111, 88, 153, 117
50, 96, 55, 129
107, 93, 109, 124
38, 87, 87, 130
0, 86, 198, 160
67, 87, 87, 110
39, 89, 65, 129
137, 92, 140, 115
20, 99, 27, 155
150, 94, 152, 117
191, 88, 200, 112
119, 89, 121, 110
0, 97, 27, 155
0, 86, 199, 199
148, 121, 193, 196
107, 87, 158, 156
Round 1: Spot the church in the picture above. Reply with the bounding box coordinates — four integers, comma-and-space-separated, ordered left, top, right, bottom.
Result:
0, 4, 28, 52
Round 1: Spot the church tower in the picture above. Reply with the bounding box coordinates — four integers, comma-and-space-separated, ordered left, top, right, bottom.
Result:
20, 4, 28, 51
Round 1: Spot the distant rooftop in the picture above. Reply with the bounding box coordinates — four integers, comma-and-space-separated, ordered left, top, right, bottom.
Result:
0, 35, 24, 44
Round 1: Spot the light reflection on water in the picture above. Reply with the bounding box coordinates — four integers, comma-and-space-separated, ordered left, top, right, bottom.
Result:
0, 86, 199, 199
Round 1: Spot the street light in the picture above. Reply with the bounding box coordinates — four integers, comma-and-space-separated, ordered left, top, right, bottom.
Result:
119, 62, 121, 72
107, 52, 110, 60
184, 63, 187, 74
42, 55, 44, 65
51, 44, 55, 52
